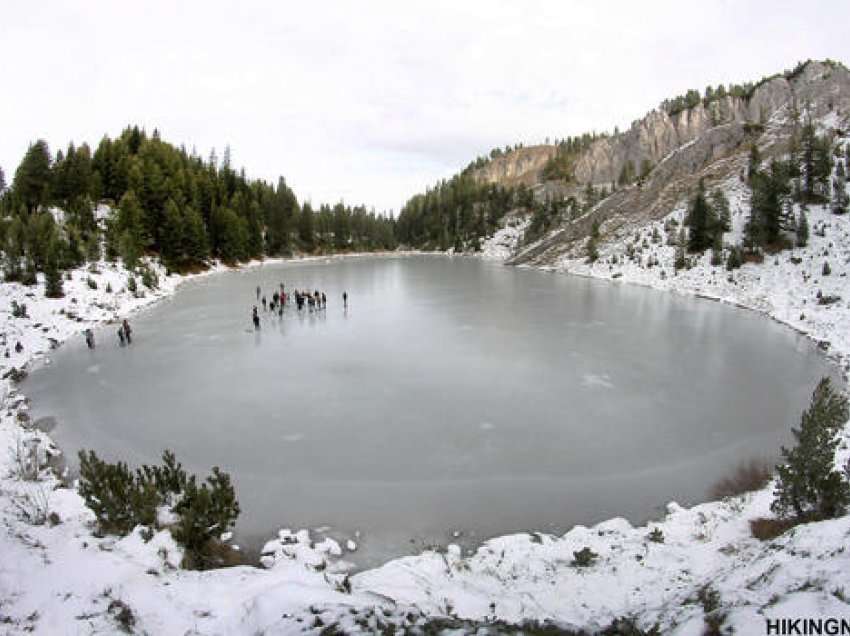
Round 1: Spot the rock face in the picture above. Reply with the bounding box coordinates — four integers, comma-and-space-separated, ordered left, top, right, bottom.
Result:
474, 61, 850, 266
474, 145, 557, 187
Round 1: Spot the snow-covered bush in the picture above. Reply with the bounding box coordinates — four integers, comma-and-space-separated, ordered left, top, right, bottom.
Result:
10, 300, 28, 318
571, 546, 599, 567
78, 449, 240, 569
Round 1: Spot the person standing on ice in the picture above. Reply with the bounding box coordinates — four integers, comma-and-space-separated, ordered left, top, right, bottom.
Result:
117, 325, 126, 346
122, 319, 133, 345
252, 306, 260, 329
84, 328, 95, 349
343, 291, 348, 309
256, 285, 261, 300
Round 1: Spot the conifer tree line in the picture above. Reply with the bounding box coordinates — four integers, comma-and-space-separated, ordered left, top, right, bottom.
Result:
395, 172, 514, 252
661, 59, 847, 117
0, 126, 397, 288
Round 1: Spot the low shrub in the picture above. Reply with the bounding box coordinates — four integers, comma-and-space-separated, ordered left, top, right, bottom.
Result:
647, 527, 664, 544
710, 458, 772, 499
571, 546, 599, 567
725, 246, 742, 270
107, 599, 136, 633
749, 516, 800, 541
818, 294, 841, 306
11, 300, 28, 318
86, 276, 98, 290
77, 449, 240, 569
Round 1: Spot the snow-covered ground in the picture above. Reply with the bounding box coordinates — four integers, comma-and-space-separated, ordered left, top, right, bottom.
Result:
2, 188, 850, 633
550, 180, 850, 371
480, 215, 530, 261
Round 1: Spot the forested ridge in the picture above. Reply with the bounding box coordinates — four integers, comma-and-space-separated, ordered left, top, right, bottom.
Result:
0, 125, 397, 291
395, 59, 850, 256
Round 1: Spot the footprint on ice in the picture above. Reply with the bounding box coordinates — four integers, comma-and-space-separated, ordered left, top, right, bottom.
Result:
479, 422, 495, 431
581, 373, 614, 389
282, 433, 304, 442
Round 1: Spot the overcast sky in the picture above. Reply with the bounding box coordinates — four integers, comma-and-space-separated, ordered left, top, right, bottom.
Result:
2, 1, 850, 213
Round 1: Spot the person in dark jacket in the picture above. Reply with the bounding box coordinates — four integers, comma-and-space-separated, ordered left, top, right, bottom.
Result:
122, 320, 133, 345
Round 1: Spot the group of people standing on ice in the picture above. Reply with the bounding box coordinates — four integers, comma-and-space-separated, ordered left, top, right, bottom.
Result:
83, 319, 133, 350
251, 283, 348, 329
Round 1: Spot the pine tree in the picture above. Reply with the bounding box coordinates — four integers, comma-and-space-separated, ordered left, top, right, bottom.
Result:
85, 232, 101, 264
13, 140, 52, 213
709, 189, 731, 234
748, 161, 790, 249
710, 232, 724, 266
117, 190, 146, 254
182, 205, 209, 264
2, 217, 25, 281
725, 245, 742, 270
0, 165, 6, 193
831, 160, 848, 214
211, 206, 246, 262
333, 203, 350, 250
585, 220, 600, 263
674, 243, 686, 270
686, 180, 713, 253
160, 198, 184, 268
119, 230, 141, 270
747, 144, 761, 182
813, 136, 833, 201
299, 202, 315, 250
772, 378, 850, 521
796, 210, 809, 247
801, 120, 817, 200
245, 200, 264, 258
44, 239, 64, 298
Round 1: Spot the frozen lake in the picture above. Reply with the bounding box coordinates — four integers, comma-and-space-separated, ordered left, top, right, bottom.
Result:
24, 255, 838, 567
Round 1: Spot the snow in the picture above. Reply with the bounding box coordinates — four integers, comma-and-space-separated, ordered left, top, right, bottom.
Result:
3, 183, 850, 632
480, 214, 530, 261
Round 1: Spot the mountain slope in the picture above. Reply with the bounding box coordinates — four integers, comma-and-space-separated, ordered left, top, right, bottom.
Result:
500, 60, 850, 265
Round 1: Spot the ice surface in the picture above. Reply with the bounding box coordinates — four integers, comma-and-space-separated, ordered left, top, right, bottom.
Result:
23, 256, 836, 568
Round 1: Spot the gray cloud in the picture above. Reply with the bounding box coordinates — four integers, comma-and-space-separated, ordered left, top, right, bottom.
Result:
1, 0, 849, 213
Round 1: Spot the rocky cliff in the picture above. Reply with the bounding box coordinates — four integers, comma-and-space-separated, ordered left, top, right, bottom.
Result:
472, 60, 850, 266
473, 145, 557, 187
